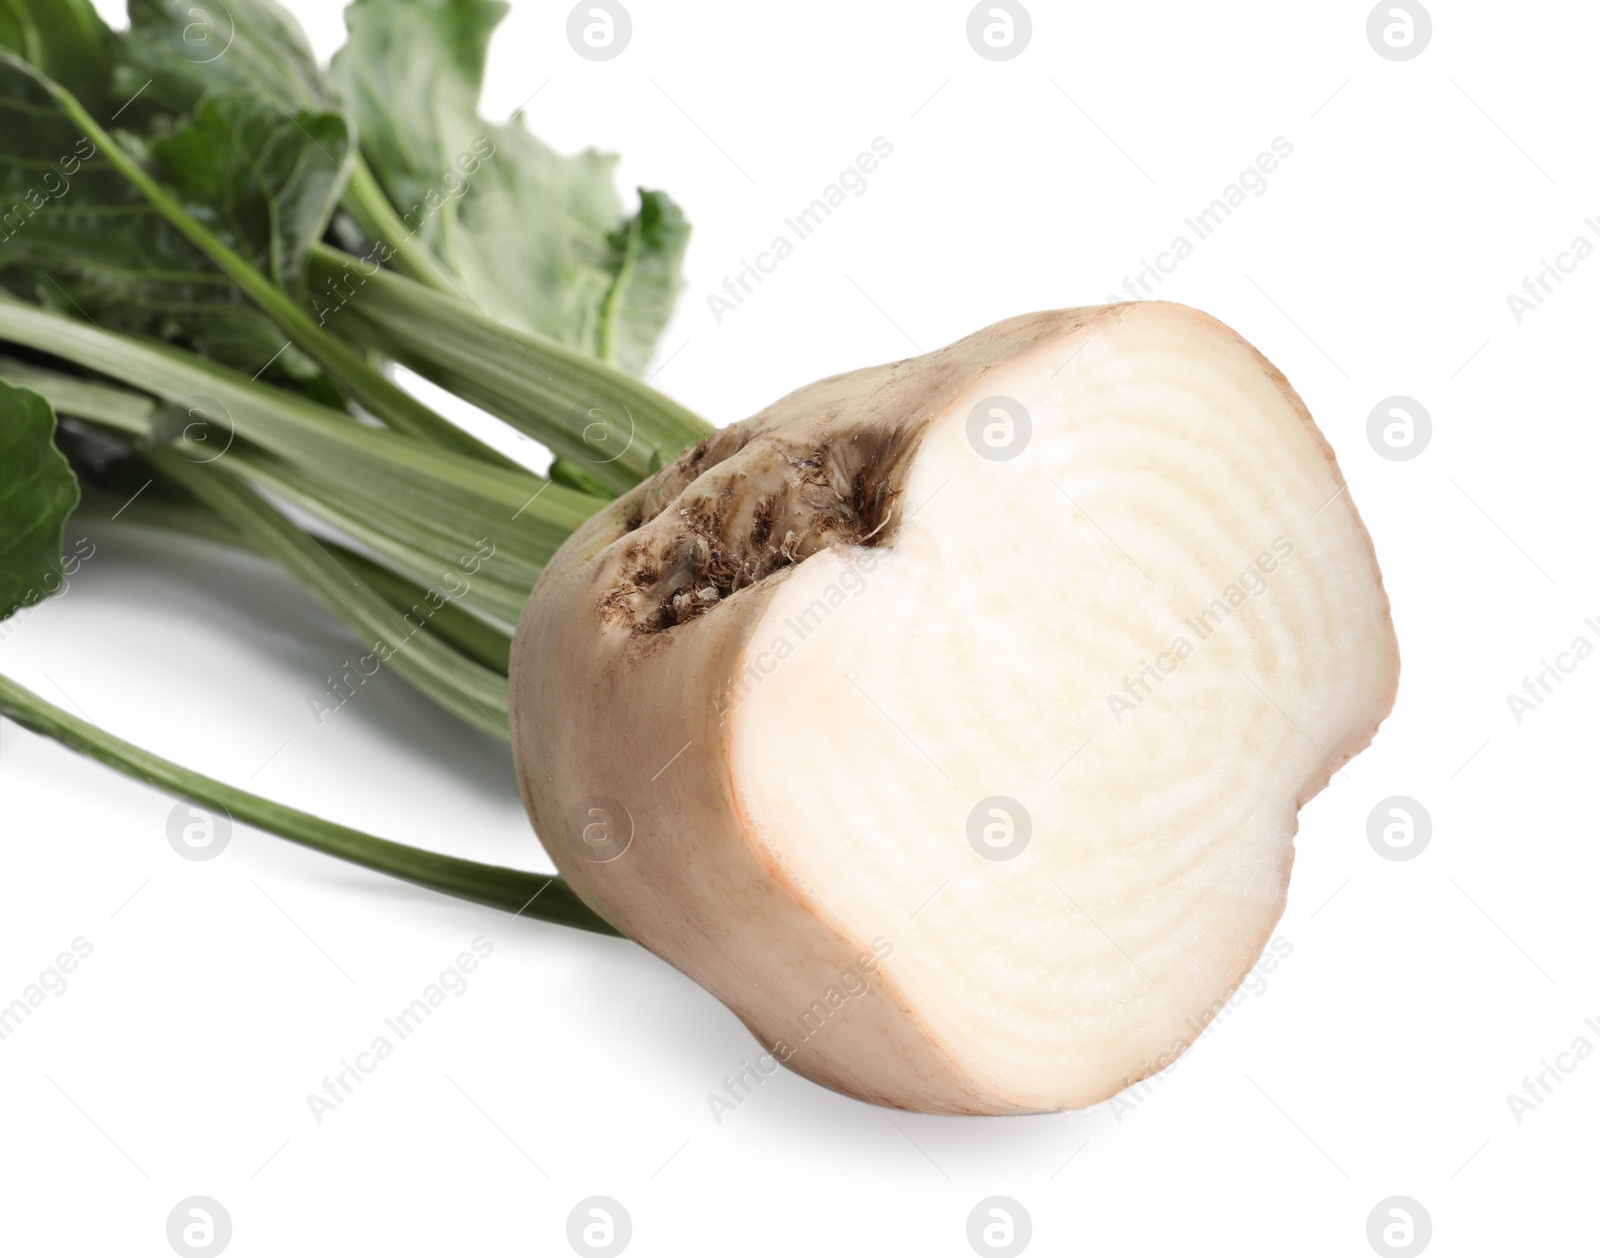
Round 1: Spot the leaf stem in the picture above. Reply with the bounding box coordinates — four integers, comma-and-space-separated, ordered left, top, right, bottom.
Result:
340, 151, 462, 294
309, 245, 711, 493
596, 210, 642, 367
0, 671, 620, 935
76, 485, 512, 675
147, 450, 512, 739
0, 304, 603, 545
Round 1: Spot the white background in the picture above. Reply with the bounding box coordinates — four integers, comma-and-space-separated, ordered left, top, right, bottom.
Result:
2, 0, 1595, 1253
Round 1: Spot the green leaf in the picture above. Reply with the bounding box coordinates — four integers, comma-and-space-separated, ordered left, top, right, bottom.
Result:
115, 0, 338, 126
0, 55, 481, 460
0, 0, 112, 119
0, 55, 337, 384
597, 189, 691, 375
150, 93, 351, 296
332, 0, 690, 374
0, 376, 80, 621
